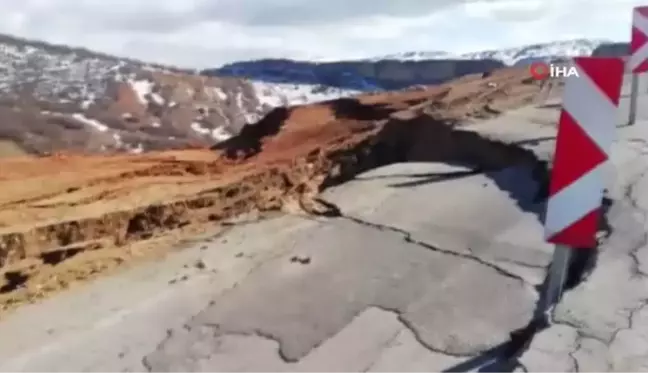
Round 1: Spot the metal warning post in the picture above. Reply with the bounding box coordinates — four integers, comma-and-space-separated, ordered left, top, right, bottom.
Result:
540, 57, 624, 315
628, 6, 648, 125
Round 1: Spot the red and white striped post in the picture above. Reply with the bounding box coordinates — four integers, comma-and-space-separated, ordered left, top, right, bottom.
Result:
541, 57, 624, 313
628, 5, 648, 125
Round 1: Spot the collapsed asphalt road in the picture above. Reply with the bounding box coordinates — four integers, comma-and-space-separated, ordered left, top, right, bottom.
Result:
1, 113, 554, 371
518, 82, 648, 371
1, 74, 648, 372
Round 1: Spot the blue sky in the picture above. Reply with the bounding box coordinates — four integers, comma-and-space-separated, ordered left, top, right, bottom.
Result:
0, 0, 644, 67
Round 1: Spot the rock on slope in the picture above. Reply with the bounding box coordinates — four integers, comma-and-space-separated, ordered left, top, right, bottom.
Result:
0, 34, 360, 156
0, 66, 554, 314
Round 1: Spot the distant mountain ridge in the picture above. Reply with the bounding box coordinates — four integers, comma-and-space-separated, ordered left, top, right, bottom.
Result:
206, 39, 628, 92
375, 39, 610, 65
205, 58, 506, 91
0, 32, 632, 156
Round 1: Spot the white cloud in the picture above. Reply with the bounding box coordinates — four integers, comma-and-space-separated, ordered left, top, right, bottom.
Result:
463, 0, 548, 21
0, 0, 644, 68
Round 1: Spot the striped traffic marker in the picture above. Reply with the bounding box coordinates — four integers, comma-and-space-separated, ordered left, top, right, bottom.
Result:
540, 57, 624, 314
628, 5, 648, 125
630, 6, 648, 73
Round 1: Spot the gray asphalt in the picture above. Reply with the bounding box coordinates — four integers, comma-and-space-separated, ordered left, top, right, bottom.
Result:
519, 73, 648, 372
1, 73, 648, 372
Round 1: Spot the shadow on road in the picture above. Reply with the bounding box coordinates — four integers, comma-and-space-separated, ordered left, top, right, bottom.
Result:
442, 317, 548, 372
354, 169, 480, 182
511, 136, 556, 147
441, 196, 610, 372
536, 103, 562, 109
382, 158, 607, 372
445, 197, 606, 373
387, 169, 484, 188
314, 107, 606, 372
379, 161, 549, 221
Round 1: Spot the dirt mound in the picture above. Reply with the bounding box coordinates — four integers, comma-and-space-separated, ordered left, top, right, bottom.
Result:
0, 68, 556, 314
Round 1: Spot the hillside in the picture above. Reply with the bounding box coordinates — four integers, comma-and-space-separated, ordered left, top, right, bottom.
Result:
0, 34, 360, 156
0, 34, 630, 158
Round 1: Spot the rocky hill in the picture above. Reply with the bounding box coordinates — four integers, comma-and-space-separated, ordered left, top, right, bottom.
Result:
0, 34, 360, 156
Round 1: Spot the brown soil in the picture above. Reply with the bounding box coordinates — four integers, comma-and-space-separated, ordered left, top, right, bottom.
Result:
0, 68, 556, 315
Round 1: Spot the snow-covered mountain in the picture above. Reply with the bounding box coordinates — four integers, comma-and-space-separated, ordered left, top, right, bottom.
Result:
251, 81, 362, 107
462, 39, 610, 65
242, 39, 623, 95
0, 33, 361, 156
209, 38, 626, 94
369, 50, 454, 62
0, 33, 629, 156
371, 39, 611, 65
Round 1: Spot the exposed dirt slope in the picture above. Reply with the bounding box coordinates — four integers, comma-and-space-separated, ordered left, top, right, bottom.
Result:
0, 67, 556, 314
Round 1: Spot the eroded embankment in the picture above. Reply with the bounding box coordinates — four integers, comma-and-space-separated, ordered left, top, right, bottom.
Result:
0, 68, 553, 313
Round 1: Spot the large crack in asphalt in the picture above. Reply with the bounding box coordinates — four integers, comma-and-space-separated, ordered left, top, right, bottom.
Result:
624, 166, 648, 279
162, 165, 601, 371
460, 197, 605, 372
308, 201, 538, 370
542, 145, 648, 371
144, 114, 607, 371
577, 159, 648, 369
309, 160, 606, 372
312, 198, 529, 285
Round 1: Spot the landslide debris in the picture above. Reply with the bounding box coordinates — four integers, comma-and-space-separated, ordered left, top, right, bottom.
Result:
0, 67, 555, 314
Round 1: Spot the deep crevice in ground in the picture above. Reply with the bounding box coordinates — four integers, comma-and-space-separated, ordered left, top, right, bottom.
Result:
140, 96, 568, 370
312, 194, 606, 372
440, 198, 607, 372
310, 200, 563, 372
313, 200, 530, 285
143, 154, 596, 373
309, 146, 605, 371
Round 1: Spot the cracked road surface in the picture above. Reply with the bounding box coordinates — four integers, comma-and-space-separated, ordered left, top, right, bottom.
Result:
518, 75, 648, 372
0, 74, 647, 372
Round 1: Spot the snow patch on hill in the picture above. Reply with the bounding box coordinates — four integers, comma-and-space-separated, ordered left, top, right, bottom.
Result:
369, 51, 454, 61
371, 39, 610, 65
462, 39, 609, 65
252, 81, 363, 107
